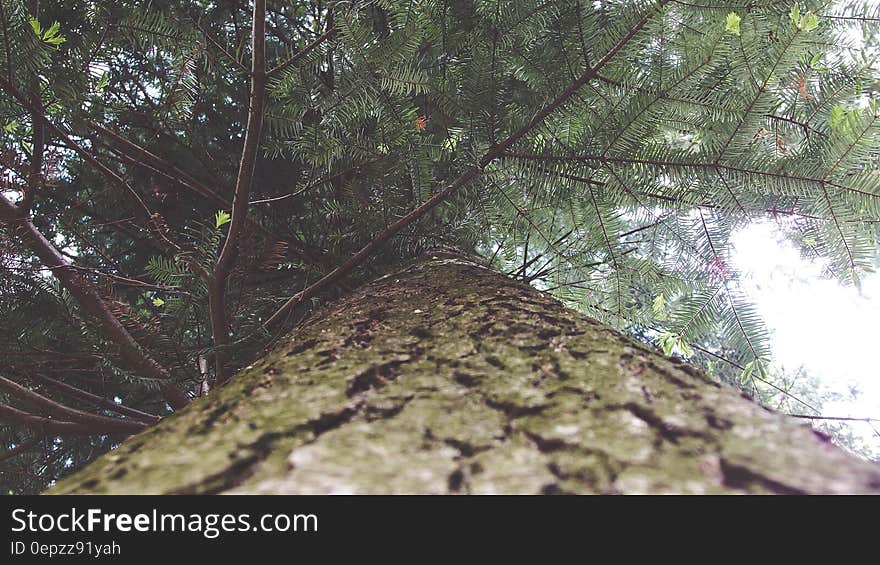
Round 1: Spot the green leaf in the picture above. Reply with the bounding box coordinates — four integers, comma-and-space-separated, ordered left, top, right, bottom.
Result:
95, 72, 110, 92
800, 12, 819, 32
152, 297, 165, 307
659, 331, 676, 357
652, 294, 667, 320
658, 331, 694, 358
724, 12, 741, 36
3, 120, 19, 134
829, 105, 848, 132
790, 4, 800, 27
214, 210, 231, 228
43, 21, 61, 39
678, 339, 694, 358
754, 358, 768, 380
740, 360, 755, 384
28, 20, 65, 46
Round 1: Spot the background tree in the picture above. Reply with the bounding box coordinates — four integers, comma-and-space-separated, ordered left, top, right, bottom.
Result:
1, 0, 879, 493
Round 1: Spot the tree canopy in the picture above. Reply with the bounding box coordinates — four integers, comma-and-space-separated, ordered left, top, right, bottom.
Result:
1, 0, 879, 493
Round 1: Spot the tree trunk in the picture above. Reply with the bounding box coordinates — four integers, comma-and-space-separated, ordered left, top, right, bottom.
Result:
51, 254, 880, 494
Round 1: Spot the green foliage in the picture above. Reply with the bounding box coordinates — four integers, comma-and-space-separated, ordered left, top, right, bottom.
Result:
214, 210, 231, 229
1, 0, 879, 491
28, 17, 65, 46
724, 12, 741, 36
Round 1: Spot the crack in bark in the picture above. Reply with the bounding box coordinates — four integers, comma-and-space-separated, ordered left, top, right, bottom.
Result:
364, 395, 414, 421
484, 397, 549, 419
616, 402, 710, 445
286, 338, 318, 356
719, 458, 806, 495
176, 402, 365, 494
345, 357, 410, 397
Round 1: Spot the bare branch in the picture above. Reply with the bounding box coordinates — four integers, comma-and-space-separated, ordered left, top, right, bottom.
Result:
787, 414, 880, 423
0, 376, 148, 433
30, 374, 160, 424
0, 403, 128, 436
211, 0, 266, 383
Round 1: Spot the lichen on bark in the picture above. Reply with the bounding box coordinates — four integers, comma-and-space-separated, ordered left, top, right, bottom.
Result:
51, 255, 880, 494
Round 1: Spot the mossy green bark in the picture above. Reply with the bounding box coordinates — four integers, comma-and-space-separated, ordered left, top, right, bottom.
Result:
51, 255, 880, 494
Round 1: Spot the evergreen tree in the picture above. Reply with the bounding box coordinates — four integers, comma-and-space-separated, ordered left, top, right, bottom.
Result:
1, 0, 879, 493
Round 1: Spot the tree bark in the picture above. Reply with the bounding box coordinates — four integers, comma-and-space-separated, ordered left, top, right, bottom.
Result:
50, 254, 880, 494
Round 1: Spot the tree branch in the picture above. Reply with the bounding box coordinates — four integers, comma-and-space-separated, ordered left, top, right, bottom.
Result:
263, 1, 669, 329
0, 194, 190, 410
30, 374, 160, 424
211, 0, 266, 383
266, 25, 336, 78
90, 122, 329, 269
19, 0, 43, 216
0, 404, 130, 436
0, 376, 148, 433
0, 76, 180, 254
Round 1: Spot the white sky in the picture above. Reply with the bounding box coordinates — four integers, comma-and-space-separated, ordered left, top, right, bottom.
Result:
731, 222, 880, 457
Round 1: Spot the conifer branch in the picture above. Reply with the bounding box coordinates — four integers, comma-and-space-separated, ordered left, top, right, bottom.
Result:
0, 76, 181, 254
0, 194, 190, 410
265, 0, 670, 329
211, 0, 266, 383
266, 25, 336, 78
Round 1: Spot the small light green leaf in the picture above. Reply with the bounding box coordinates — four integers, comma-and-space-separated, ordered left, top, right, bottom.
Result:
214, 210, 231, 228
658, 331, 676, 357
3, 120, 19, 134
800, 12, 819, 31
652, 294, 667, 321
740, 360, 755, 384
678, 339, 694, 358
152, 297, 165, 307
725, 12, 741, 36
790, 4, 800, 27
376, 143, 390, 154
754, 358, 768, 380
30, 18, 65, 46
43, 20, 61, 39
442, 137, 457, 153
829, 105, 848, 131
95, 72, 110, 92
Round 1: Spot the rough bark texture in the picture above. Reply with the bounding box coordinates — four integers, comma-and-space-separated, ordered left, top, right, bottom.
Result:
51, 254, 880, 494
